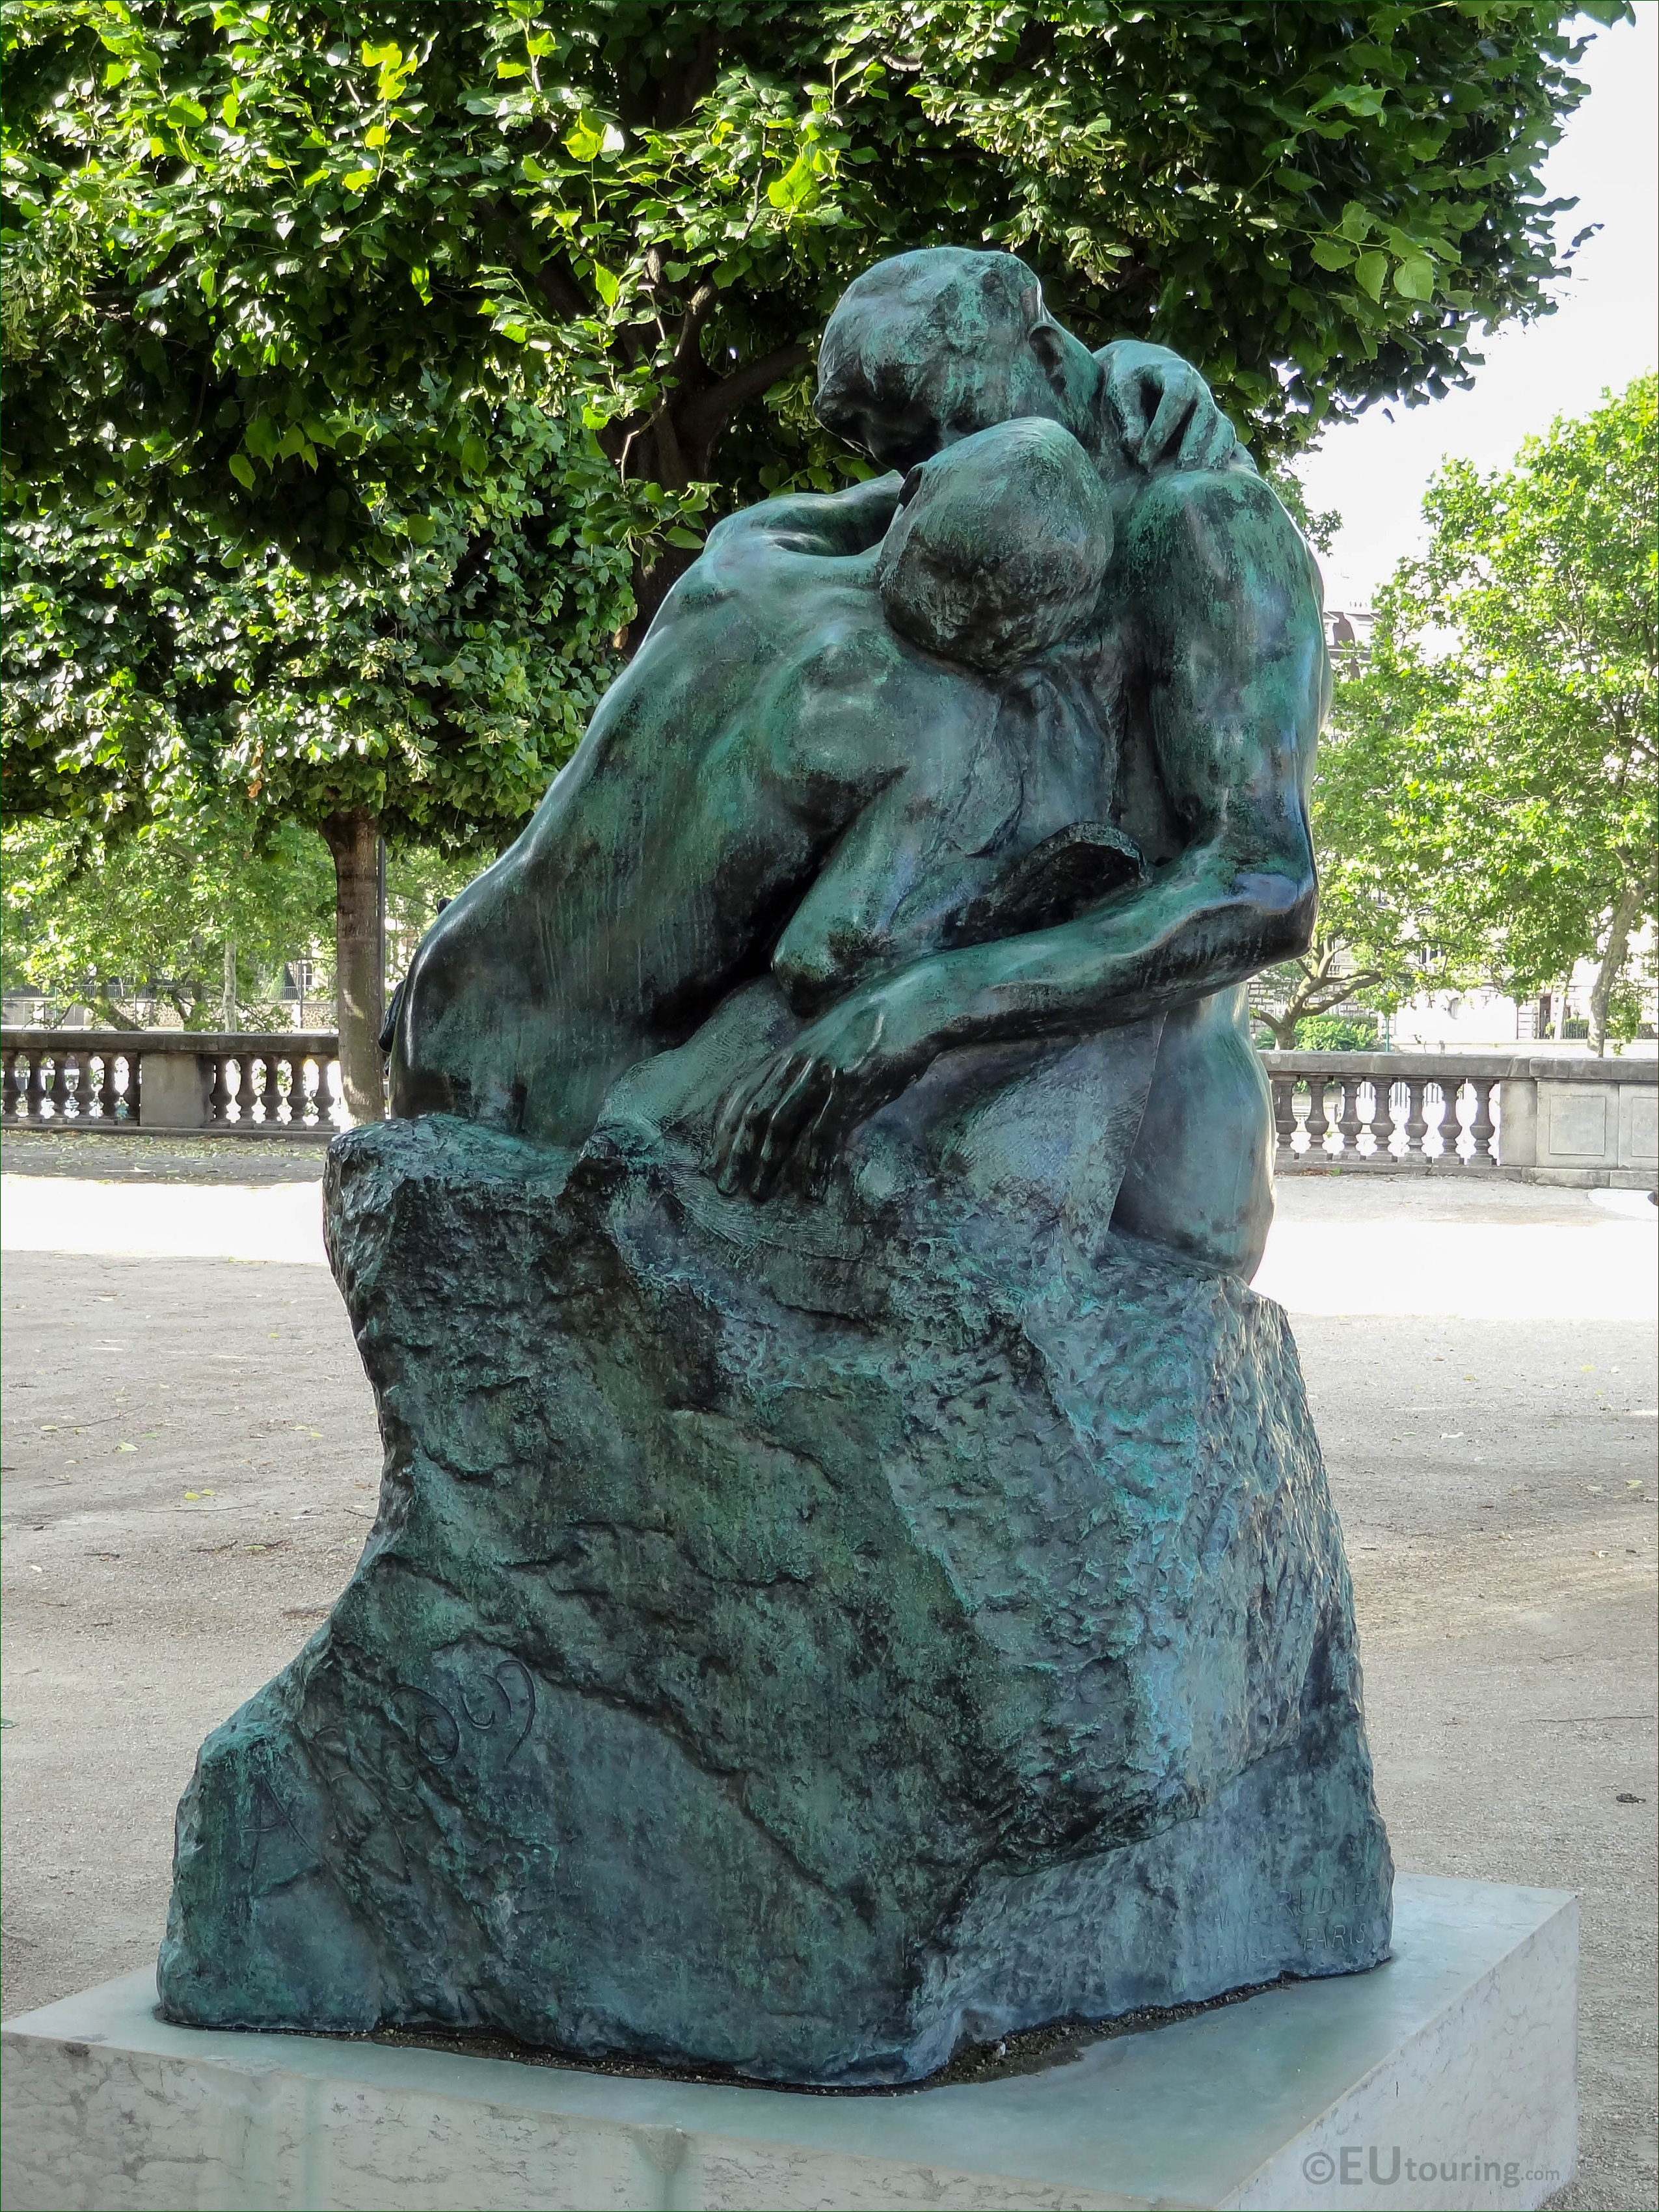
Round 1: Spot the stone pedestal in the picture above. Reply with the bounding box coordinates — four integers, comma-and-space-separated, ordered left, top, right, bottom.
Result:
1, 1876, 1576, 2211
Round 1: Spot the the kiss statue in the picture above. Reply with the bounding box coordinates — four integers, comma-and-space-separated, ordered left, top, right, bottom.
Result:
159, 249, 1392, 2084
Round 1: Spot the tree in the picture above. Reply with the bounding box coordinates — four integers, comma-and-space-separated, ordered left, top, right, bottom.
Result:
2, 398, 631, 1099
2, 0, 1633, 1098
1250, 673, 1496, 1048
2, 803, 334, 1023
3, 805, 476, 1025
1285, 375, 1657, 1055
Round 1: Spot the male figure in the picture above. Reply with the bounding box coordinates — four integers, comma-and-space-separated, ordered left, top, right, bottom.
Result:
713, 249, 1327, 1278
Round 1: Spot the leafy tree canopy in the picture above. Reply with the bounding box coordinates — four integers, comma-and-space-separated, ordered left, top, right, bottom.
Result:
0, 0, 1634, 1081
4, 0, 1628, 578
2, 396, 628, 844
1, 802, 334, 1023
1267, 373, 1657, 1055
3, 805, 476, 1023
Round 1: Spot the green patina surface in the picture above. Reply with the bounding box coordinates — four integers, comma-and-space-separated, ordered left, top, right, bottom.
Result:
159, 248, 1389, 2083
159, 1003, 1390, 2083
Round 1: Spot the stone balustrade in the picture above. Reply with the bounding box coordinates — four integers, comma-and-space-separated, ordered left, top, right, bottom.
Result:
1263, 1049, 1658, 1189
1, 1030, 343, 1134
5, 1031, 1652, 1187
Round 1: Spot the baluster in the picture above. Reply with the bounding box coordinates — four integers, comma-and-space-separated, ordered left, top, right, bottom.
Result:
1444, 1079, 1468, 1164
1335, 1079, 1363, 1158
1467, 1079, 1496, 1168
1353, 1075, 1380, 1159
208, 1053, 234, 1125
67, 1049, 87, 1118
4, 1050, 22, 1120
1304, 1075, 1330, 1157
29, 1053, 53, 1121
1271, 1074, 1298, 1160
1403, 1080, 1429, 1157
118, 1054, 137, 1122
97, 1052, 118, 1120
1371, 1079, 1397, 1159
260, 1053, 285, 1126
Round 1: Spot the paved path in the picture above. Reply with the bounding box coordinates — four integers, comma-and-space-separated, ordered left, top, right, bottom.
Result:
2, 1134, 1654, 2209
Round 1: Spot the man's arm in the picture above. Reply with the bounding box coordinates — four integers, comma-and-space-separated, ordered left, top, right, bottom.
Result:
713, 468, 1328, 1198
701, 471, 904, 572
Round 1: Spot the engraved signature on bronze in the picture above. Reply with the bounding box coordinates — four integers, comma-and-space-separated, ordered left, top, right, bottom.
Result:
400, 1656, 536, 1770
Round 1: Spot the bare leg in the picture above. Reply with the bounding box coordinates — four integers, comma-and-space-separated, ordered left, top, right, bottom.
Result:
1109, 985, 1274, 1280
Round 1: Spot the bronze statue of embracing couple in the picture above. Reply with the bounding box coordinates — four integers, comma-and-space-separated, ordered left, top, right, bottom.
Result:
385, 245, 1329, 1283
161, 250, 1388, 2090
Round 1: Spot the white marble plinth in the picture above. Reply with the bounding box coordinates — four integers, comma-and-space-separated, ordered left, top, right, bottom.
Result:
1, 1874, 1575, 2212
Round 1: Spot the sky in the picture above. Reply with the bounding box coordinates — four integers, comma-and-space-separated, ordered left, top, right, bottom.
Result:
1297, 5, 1659, 617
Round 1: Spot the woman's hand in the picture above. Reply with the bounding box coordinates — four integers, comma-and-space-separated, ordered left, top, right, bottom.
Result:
710, 974, 943, 1202
1099, 341, 1239, 475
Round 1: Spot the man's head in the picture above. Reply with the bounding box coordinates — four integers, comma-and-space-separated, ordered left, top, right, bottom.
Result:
876, 417, 1112, 675
816, 249, 1103, 474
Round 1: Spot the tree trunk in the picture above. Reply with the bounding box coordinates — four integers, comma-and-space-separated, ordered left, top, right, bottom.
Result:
612, 327, 813, 656
1587, 882, 1643, 1057
221, 937, 237, 1032
321, 809, 384, 1121
1261, 1007, 1302, 1048
625, 541, 701, 652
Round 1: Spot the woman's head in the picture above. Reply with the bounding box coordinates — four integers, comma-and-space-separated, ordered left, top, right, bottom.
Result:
875, 418, 1113, 674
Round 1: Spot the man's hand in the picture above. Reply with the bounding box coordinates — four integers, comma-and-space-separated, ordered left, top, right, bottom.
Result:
1098, 340, 1239, 474
710, 974, 942, 1202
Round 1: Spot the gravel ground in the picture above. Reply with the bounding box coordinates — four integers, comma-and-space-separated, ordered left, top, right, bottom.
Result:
1, 1137, 1654, 2209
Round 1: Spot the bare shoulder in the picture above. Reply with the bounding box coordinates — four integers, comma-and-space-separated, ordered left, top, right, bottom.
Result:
1121, 464, 1313, 584
1116, 465, 1323, 650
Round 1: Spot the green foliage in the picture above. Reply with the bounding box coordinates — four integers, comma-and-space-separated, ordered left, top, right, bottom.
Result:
3, 806, 476, 1023
0, 0, 1634, 1042
1293, 1014, 1379, 1053
3, 0, 1621, 574
2, 803, 334, 1021
1251, 1012, 1377, 1051
1320, 374, 1656, 1051
1252, 670, 1504, 1048
1604, 980, 1651, 1045
2, 395, 631, 843
384, 841, 480, 988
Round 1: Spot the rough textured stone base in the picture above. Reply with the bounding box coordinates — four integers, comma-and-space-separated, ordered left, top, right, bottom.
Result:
156, 1004, 1391, 2082
5, 1880, 1576, 2211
